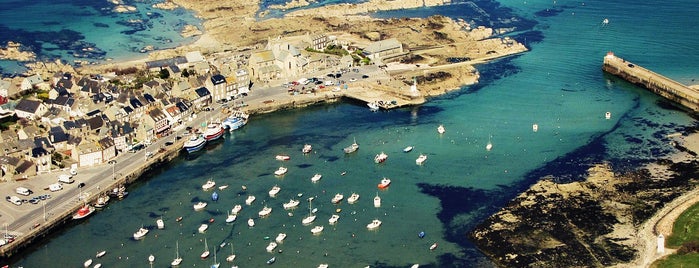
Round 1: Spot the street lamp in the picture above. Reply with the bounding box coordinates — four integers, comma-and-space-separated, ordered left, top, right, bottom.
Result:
109, 160, 117, 180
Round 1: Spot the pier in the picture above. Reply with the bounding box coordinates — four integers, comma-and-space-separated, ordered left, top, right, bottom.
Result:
602, 52, 699, 112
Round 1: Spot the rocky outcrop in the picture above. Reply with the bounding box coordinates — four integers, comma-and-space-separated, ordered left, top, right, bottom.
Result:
0, 41, 36, 61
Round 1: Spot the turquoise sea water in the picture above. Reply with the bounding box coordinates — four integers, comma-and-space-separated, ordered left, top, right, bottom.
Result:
5, 0, 699, 267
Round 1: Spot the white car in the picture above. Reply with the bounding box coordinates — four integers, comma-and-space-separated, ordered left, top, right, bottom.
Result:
349, 78, 357, 82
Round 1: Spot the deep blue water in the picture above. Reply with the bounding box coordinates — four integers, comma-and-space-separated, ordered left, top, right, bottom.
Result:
3, 0, 699, 267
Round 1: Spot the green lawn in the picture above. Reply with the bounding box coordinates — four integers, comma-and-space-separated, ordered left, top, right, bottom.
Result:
652, 202, 699, 267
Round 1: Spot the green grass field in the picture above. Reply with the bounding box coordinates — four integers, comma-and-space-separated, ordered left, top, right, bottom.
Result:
652, 202, 699, 267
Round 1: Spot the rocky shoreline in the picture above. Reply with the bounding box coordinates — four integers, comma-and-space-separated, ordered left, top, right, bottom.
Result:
468, 139, 699, 267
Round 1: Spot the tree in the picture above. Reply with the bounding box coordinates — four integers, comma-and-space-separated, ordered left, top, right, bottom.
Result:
158, 68, 170, 79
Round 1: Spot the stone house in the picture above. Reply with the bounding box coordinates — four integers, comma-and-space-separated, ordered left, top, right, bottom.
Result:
14, 98, 48, 120
362, 38, 404, 62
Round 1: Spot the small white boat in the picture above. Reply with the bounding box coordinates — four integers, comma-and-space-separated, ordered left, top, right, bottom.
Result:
403, 146, 413, 152
377, 178, 391, 189
247, 218, 255, 227
245, 195, 256, 205
344, 138, 359, 154
226, 212, 237, 223
331, 193, 344, 204
275, 154, 290, 161
93, 263, 102, 268
95, 250, 106, 258
148, 254, 155, 263
133, 226, 149, 240
275, 233, 287, 243
283, 199, 300, 209
274, 166, 288, 176
201, 238, 210, 259
268, 185, 281, 197
266, 241, 278, 252
411, 264, 420, 268
198, 224, 209, 233
437, 125, 445, 134
226, 243, 236, 262
302, 144, 312, 154
302, 199, 316, 225
232, 204, 242, 214
311, 173, 322, 183
605, 111, 611, 119
374, 152, 388, 163
193, 201, 208, 211
430, 243, 438, 250
84, 258, 93, 268
532, 123, 539, 132
328, 214, 340, 224
374, 193, 381, 208
218, 185, 229, 190
202, 179, 216, 191
156, 218, 164, 229
258, 206, 272, 217
311, 225, 324, 235
416, 154, 427, 165
367, 101, 380, 111
367, 219, 382, 229
347, 193, 360, 204
318, 264, 329, 268
172, 241, 183, 266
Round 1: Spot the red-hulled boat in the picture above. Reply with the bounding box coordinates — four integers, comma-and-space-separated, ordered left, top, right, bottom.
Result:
73, 204, 95, 220
377, 178, 391, 189
203, 123, 225, 141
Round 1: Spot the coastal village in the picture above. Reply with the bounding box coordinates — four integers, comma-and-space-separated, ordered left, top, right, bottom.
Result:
0, 0, 528, 260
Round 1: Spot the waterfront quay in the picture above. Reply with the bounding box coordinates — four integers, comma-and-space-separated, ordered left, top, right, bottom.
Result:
602, 52, 699, 112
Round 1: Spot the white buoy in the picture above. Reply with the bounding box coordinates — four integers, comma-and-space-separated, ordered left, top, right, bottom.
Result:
657, 234, 665, 254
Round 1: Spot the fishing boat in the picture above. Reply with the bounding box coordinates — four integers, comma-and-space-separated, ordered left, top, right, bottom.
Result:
211, 191, 219, 201
328, 214, 340, 225
302, 198, 316, 225
201, 238, 210, 259
133, 226, 149, 240
96, 250, 106, 258
193, 201, 208, 211
94, 194, 110, 208
430, 243, 438, 250
403, 146, 413, 152
245, 195, 256, 205
283, 199, 299, 209
437, 125, 445, 134
226, 243, 236, 262
198, 224, 209, 233
331, 193, 344, 204
275, 233, 287, 243
374, 193, 381, 208
183, 134, 206, 153
268, 185, 281, 197
274, 166, 288, 176
311, 173, 322, 183
266, 242, 278, 252
156, 218, 165, 229
83, 259, 93, 268
148, 254, 155, 263
203, 122, 225, 141
258, 206, 272, 217
232, 204, 242, 214
377, 178, 391, 189
302, 144, 313, 154
366, 219, 382, 229
222, 111, 248, 132
247, 218, 255, 227
311, 225, 324, 235
374, 152, 388, 163
343, 138, 359, 154
202, 179, 216, 191
275, 154, 290, 161
267, 257, 276, 264
172, 241, 183, 266
347, 193, 360, 204
72, 204, 95, 220
415, 154, 427, 165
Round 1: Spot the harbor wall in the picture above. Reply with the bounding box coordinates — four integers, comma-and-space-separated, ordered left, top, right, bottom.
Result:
0, 137, 187, 258
602, 52, 699, 113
